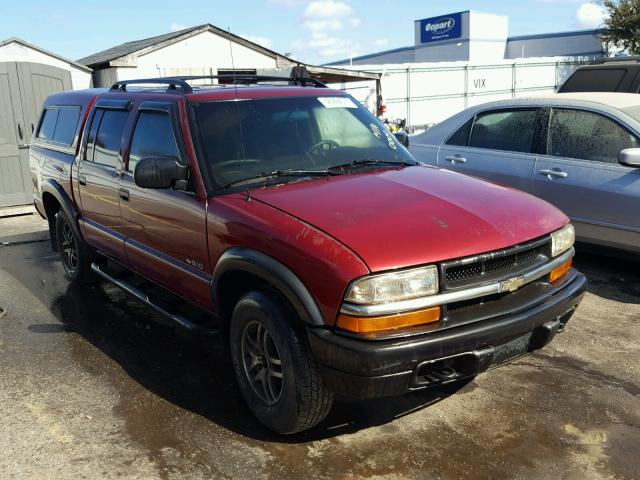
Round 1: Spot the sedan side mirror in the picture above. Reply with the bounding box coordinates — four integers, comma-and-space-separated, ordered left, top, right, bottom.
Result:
134, 157, 189, 189
618, 148, 640, 168
393, 131, 409, 148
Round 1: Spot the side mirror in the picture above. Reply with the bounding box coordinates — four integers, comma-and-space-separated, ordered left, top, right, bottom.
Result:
134, 157, 189, 189
618, 148, 640, 168
393, 131, 409, 148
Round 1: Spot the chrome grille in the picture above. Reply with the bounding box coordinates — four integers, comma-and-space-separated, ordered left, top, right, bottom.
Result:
441, 237, 550, 290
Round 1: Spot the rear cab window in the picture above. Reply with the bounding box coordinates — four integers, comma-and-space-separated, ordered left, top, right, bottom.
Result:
35, 106, 82, 149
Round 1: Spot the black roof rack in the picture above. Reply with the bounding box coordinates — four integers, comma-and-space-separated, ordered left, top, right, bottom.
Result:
109, 70, 327, 94
109, 77, 194, 93
169, 74, 327, 88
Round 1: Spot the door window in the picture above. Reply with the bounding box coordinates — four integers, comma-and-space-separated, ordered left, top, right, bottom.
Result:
468, 109, 538, 153
90, 109, 128, 168
445, 118, 473, 146
85, 110, 103, 162
128, 111, 180, 173
548, 108, 640, 164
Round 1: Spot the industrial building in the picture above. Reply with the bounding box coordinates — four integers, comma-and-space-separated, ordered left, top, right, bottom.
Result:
326, 11, 608, 128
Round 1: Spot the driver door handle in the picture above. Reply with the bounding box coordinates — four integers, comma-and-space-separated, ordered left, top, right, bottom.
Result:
539, 169, 568, 179
445, 155, 467, 164
119, 188, 129, 201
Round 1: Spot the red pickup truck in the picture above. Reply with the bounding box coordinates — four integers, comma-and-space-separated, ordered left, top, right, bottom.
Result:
30, 75, 586, 434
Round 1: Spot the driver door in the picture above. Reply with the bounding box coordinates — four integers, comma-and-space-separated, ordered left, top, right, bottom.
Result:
436, 108, 543, 194
119, 101, 212, 308
533, 107, 640, 250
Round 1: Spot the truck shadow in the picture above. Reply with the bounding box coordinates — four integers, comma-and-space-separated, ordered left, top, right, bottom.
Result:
41, 279, 467, 443
13, 239, 636, 443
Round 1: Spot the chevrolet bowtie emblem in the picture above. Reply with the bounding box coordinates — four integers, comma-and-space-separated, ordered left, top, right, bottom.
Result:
500, 276, 525, 293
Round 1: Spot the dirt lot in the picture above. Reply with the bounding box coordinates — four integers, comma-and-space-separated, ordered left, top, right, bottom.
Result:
0, 213, 638, 480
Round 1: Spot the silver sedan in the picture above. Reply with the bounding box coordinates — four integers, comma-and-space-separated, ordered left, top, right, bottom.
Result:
410, 92, 640, 253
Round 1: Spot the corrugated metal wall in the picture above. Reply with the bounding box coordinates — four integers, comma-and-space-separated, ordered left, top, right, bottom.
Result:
332, 58, 595, 128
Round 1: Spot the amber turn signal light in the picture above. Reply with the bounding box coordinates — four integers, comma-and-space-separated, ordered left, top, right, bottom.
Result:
336, 306, 441, 333
549, 258, 572, 283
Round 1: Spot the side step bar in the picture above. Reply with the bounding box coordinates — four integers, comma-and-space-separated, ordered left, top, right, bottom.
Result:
91, 263, 220, 337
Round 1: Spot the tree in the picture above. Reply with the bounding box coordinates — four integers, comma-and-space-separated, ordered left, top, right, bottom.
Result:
601, 0, 640, 54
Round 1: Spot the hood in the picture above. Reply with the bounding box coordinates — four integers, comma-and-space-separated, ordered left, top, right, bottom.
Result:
250, 166, 567, 272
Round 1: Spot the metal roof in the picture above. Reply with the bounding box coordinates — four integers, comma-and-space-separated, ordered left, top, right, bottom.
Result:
0, 37, 92, 72
76, 24, 380, 83
77, 24, 294, 68
325, 28, 607, 67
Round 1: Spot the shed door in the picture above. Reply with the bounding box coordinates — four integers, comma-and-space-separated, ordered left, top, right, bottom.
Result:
0, 62, 72, 207
0, 62, 27, 207
17, 62, 72, 135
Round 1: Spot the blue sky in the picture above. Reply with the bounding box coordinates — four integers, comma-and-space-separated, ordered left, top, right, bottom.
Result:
1, 0, 608, 64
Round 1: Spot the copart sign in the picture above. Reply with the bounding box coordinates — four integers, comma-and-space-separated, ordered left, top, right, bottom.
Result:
419, 12, 463, 43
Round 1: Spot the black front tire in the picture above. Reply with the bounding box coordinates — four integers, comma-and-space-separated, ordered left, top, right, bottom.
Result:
230, 290, 334, 434
55, 211, 95, 284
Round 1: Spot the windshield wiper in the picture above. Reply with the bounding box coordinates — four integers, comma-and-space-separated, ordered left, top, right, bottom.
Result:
220, 169, 339, 189
328, 159, 417, 172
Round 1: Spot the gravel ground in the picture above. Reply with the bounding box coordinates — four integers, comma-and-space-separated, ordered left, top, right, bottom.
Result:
0, 213, 638, 480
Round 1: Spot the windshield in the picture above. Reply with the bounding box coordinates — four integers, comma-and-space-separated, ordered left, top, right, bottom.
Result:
192, 95, 416, 188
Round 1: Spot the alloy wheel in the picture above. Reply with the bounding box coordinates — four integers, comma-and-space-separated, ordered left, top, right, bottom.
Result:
241, 319, 284, 405
60, 222, 78, 273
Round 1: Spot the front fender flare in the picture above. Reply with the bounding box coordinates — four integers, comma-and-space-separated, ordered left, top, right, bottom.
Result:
212, 248, 325, 326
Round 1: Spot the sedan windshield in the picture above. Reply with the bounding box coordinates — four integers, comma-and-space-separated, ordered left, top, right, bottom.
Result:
192, 95, 416, 188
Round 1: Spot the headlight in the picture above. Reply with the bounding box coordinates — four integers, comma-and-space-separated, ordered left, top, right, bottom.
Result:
345, 265, 439, 305
551, 224, 575, 257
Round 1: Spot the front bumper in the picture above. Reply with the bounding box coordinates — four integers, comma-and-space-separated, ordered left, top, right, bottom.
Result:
308, 269, 586, 399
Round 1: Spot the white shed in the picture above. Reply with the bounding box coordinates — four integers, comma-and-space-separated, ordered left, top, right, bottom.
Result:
0, 38, 92, 208
78, 24, 295, 87
77, 23, 381, 98
0, 37, 92, 90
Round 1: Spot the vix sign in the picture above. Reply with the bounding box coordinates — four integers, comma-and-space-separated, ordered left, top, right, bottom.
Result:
419, 12, 463, 43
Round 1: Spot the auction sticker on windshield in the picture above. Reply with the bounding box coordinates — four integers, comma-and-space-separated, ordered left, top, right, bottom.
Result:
317, 97, 358, 109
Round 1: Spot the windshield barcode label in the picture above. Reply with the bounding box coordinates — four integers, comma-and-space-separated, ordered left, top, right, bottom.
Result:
317, 97, 358, 109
